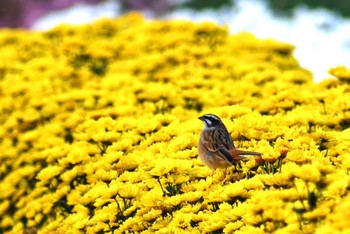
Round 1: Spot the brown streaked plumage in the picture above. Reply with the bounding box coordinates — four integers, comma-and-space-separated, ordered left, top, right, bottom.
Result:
198, 114, 261, 173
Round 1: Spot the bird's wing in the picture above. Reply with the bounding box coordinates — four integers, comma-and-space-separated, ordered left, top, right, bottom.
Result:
203, 129, 236, 164
236, 150, 261, 156
203, 129, 261, 163
218, 148, 235, 164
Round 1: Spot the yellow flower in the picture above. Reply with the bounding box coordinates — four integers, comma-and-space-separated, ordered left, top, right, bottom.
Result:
36, 165, 64, 183
329, 66, 350, 82
140, 188, 164, 208
169, 212, 193, 229
223, 221, 244, 233
322, 194, 350, 231
304, 206, 330, 221
149, 158, 176, 177
80, 182, 108, 205
293, 163, 321, 183
198, 215, 227, 233
118, 183, 140, 199
65, 212, 90, 230
286, 149, 312, 164
141, 208, 163, 222
324, 171, 349, 198
118, 216, 145, 233
3, 12, 350, 233
0, 200, 10, 215
0, 215, 14, 230
59, 143, 92, 166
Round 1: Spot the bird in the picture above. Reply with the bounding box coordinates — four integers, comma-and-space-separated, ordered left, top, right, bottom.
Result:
198, 114, 261, 173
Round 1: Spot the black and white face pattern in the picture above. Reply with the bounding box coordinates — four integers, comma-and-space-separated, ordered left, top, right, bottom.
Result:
198, 114, 223, 129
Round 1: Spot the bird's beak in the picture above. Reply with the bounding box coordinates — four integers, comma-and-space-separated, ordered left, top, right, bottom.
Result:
198, 116, 205, 121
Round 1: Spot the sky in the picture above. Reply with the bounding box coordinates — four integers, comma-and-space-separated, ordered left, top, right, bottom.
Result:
32, 0, 350, 82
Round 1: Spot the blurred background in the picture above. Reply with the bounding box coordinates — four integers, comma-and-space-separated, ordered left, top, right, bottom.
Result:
0, 0, 349, 81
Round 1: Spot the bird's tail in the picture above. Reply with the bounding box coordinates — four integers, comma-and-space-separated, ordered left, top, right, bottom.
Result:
238, 150, 261, 156
235, 150, 261, 161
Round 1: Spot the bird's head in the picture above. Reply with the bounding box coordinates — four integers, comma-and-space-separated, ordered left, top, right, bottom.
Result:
198, 114, 223, 129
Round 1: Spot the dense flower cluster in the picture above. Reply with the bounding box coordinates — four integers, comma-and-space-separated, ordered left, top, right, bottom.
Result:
1, 13, 350, 233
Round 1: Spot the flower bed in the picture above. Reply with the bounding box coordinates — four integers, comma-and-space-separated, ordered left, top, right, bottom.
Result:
0, 13, 350, 233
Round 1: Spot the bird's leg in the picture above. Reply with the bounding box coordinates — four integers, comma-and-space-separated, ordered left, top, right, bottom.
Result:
233, 161, 242, 172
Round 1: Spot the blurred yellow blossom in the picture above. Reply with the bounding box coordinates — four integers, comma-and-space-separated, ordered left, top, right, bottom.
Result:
329, 65, 350, 83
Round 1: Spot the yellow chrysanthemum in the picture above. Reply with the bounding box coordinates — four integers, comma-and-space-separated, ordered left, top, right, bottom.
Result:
1, 12, 350, 233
